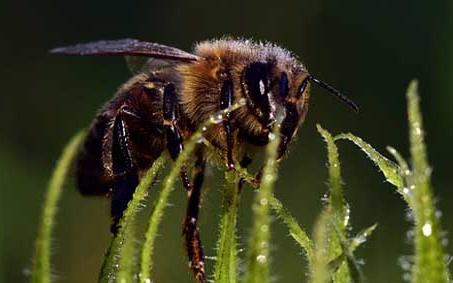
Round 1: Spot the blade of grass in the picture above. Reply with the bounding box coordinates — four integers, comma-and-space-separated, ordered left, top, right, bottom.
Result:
139, 99, 246, 283
31, 131, 85, 283
330, 81, 449, 282
268, 195, 314, 268
317, 125, 351, 283
213, 171, 241, 283
243, 128, 280, 283
317, 125, 349, 231
406, 80, 449, 283
334, 134, 403, 190
97, 157, 166, 283
309, 210, 331, 283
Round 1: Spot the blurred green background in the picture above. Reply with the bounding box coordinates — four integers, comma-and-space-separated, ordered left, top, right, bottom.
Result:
1, 0, 452, 282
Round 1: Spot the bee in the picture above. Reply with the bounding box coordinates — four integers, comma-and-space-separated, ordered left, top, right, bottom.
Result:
51, 38, 358, 282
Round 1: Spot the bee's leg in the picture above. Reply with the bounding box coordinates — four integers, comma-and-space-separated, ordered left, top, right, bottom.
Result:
237, 154, 253, 191
163, 83, 207, 281
162, 83, 206, 281
183, 148, 206, 283
163, 83, 184, 160
162, 83, 191, 190
220, 78, 235, 170
278, 101, 300, 160
110, 108, 140, 234
278, 76, 309, 160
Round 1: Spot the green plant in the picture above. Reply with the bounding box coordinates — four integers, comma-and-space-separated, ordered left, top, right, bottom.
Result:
31, 131, 85, 283
32, 80, 450, 283
98, 157, 166, 283
212, 171, 241, 283
335, 81, 449, 282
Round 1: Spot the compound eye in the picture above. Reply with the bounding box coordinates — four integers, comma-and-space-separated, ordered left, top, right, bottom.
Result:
243, 62, 271, 112
279, 72, 289, 99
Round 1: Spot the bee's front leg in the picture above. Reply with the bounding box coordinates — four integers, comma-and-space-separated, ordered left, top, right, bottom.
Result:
278, 77, 309, 160
278, 102, 299, 160
220, 76, 235, 170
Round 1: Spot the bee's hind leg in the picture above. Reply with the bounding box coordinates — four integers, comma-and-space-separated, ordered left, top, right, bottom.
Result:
183, 148, 206, 283
110, 108, 140, 234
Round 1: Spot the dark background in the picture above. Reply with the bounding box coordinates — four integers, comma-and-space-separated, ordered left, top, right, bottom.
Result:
1, 0, 452, 282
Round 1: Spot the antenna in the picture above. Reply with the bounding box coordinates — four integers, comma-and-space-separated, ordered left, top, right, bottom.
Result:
309, 76, 359, 113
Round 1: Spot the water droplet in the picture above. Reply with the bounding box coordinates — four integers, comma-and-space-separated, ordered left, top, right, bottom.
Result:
399, 256, 412, 271
414, 125, 422, 136
445, 255, 453, 264
343, 207, 350, 226
405, 210, 414, 222
406, 229, 415, 242
261, 225, 269, 232
435, 210, 442, 219
268, 132, 276, 140
422, 223, 432, 237
22, 267, 31, 277
260, 198, 268, 206
256, 254, 267, 263
209, 115, 223, 124
263, 174, 274, 182
403, 272, 412, 282
202, 126, 207, 132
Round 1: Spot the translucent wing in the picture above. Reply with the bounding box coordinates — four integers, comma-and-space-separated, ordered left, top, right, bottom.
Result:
50, 38, 199, 62
124, 56, 179, 75
124, 56, 150, 74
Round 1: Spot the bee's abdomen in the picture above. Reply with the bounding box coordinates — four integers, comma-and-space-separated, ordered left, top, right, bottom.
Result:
76, 113, 113, 195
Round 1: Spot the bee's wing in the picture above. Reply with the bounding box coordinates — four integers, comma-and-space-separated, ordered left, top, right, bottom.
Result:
50, 38, 200, 62
124, 56, 181, 75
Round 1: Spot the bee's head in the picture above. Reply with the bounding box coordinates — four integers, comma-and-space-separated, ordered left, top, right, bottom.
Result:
241, 60, 358, 128
240, 59, 358, 158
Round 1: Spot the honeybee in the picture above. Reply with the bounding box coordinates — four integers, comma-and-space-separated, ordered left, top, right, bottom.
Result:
51, 38, 358, 282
